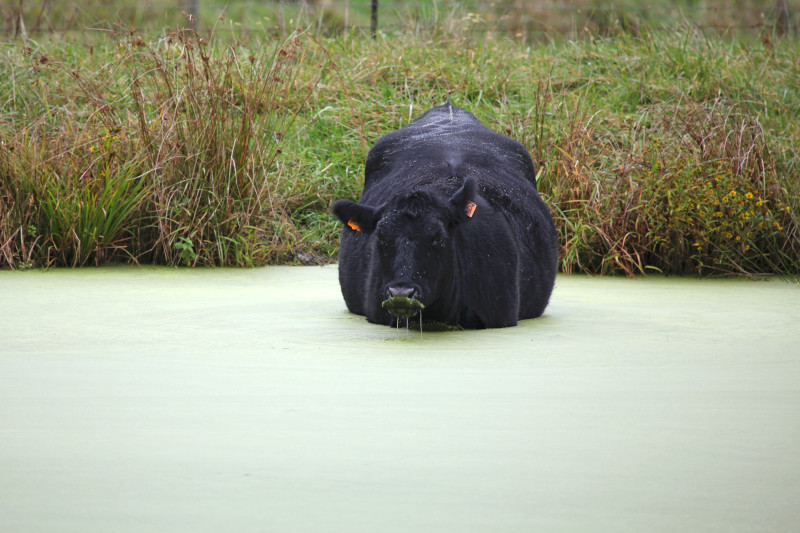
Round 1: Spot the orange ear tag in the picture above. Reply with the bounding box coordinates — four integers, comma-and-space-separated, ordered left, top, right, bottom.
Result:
465, 201, 477, 218
347, 218, 362, 232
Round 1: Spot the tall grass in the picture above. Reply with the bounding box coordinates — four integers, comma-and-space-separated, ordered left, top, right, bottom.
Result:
285, 26, 799, 276
1, 16, 798, 275
3, 1, 796, 40
1, 25, 331, 267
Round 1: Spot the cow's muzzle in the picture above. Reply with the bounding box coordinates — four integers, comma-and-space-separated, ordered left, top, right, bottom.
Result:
382, 286, 424, 318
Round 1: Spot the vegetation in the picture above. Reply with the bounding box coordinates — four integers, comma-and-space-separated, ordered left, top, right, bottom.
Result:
3, 1, 795, 40
1, 6, 798, 275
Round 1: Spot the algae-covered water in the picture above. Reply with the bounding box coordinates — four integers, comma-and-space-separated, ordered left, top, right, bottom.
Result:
1, 266, 799, 533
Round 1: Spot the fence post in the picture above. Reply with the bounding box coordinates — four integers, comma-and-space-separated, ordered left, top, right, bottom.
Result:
13, 0, 27, 37
371, 0, 378, 39
186, 0, 199, 28
776, 0, 790, 35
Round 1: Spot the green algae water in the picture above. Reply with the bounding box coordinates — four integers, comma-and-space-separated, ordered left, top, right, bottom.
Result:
1, 266, 799, 532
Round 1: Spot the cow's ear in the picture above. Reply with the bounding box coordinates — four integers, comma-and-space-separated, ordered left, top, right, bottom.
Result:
449, 177, 479, 224
332, 200, 382, 234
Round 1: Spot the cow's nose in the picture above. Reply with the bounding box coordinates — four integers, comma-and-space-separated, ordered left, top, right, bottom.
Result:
388, 286, 416, 299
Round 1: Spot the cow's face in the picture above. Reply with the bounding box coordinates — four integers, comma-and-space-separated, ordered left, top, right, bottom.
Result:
333, 178, 478, 320
372, 202, 450, 316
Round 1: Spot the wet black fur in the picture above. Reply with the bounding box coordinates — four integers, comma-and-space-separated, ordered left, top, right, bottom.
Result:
332, 104, 558, 329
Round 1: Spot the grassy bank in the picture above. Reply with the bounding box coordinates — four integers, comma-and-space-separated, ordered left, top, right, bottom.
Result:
1, 21, 798, 274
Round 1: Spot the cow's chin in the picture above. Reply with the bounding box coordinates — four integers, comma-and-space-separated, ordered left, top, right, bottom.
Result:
381, 296, 425, 319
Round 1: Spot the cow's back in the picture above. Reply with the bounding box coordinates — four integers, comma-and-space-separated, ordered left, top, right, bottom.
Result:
364, 104, 538, 193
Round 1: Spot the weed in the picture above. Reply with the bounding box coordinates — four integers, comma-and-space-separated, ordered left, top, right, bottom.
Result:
2, 24, 332, 268
1, 19, 798, 275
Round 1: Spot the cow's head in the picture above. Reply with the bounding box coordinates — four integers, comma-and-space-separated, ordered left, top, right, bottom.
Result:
333, 177, 479, 320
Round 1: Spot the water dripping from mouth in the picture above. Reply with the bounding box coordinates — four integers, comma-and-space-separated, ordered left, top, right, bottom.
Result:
394, 316, 409, 338
392, 314, 423, 339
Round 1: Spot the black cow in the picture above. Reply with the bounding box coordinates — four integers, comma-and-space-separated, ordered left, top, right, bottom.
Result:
332, 104, 558, 329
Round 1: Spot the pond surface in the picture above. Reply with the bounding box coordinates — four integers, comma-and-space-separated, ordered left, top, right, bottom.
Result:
1, 266, 799, 532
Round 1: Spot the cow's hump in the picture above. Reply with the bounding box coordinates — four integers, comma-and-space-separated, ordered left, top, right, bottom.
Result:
364, 105, 536, 192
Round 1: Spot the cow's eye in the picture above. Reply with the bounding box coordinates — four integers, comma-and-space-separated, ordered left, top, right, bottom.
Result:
431, 234, 445, 247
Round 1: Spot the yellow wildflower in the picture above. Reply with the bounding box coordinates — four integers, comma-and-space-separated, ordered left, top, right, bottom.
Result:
745, 192, 754, 199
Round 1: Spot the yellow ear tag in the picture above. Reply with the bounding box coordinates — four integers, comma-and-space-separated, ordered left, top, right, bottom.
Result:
347, 218, 362, 232
465, 201, 477, 218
